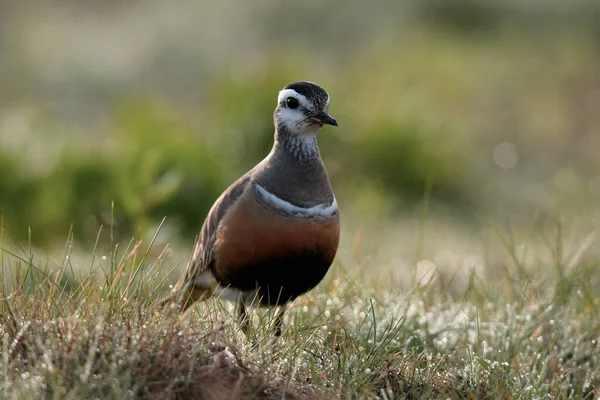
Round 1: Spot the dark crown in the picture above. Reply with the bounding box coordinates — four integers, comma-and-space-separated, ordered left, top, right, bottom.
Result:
284, 81, 329, 109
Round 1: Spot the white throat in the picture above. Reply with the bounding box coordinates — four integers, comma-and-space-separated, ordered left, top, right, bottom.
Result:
255, 184, 338, 219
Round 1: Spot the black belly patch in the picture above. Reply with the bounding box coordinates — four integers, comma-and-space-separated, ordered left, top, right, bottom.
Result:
216, 250, 334, 306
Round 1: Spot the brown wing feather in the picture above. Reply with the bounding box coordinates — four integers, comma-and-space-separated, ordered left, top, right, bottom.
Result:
170, 174, 251, 306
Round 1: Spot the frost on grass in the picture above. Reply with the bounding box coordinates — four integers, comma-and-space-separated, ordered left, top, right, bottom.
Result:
0, 233, 599, 399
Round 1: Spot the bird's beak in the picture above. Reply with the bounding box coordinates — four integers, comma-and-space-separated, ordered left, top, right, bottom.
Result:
314, 111, 338, 127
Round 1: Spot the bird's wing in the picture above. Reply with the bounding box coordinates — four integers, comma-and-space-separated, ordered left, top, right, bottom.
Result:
174, 174, 251, 296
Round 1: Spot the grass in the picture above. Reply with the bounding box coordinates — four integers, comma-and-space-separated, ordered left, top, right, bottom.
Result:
0, 219, 599, 399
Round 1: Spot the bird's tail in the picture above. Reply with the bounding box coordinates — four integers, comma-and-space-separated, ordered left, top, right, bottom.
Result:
156, 276, 207, 313
156, 273, 188, 311
156, 245, 208, 312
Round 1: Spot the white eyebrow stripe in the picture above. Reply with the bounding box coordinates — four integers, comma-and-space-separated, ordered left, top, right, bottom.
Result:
255, 184, 338, 218
278, 89, 311, 108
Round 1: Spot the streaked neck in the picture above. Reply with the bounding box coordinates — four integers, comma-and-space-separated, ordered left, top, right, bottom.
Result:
273, 127, 320, 162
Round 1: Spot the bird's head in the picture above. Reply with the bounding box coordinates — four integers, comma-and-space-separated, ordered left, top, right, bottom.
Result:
274, 81, 337, 137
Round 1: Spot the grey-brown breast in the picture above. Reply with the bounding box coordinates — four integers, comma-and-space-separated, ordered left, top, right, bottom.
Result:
253, 146, 335, 207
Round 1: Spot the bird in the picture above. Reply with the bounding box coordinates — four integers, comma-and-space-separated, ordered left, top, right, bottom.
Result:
164, 81, 340, 336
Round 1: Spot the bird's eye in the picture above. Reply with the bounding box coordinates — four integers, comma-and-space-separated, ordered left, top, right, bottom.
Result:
286, 97, 299, 109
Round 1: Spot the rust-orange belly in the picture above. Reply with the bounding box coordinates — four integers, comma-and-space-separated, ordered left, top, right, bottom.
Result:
211, 192, 340, 305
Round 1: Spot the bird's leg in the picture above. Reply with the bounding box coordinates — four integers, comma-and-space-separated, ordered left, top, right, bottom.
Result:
273, 304, 287, 337
237, 297, 251, 336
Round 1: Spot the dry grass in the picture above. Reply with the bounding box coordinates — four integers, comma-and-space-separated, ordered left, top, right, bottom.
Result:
1, 220, 599, 399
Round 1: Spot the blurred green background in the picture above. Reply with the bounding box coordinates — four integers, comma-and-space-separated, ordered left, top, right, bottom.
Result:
1, 0, 599, 271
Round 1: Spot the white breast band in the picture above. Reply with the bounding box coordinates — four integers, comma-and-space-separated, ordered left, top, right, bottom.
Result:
255, 184, 338, 219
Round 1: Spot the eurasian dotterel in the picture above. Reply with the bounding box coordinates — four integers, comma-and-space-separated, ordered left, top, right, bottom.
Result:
165, 81, 340, 336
